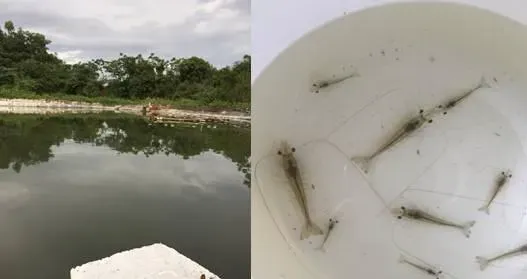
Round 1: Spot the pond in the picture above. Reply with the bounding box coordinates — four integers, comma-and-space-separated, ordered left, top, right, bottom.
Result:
0, 112, 250, 279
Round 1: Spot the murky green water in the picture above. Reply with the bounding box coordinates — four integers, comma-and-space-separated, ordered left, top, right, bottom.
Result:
0, 113, 250, 279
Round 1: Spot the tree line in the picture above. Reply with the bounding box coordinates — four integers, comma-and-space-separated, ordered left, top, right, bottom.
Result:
0, 21, 250, 106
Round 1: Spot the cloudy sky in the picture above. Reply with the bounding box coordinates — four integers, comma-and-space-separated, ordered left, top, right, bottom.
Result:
0, 0, 250, 67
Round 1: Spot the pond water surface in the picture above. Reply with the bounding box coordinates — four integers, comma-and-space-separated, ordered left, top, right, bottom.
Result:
0, 113, 250, 279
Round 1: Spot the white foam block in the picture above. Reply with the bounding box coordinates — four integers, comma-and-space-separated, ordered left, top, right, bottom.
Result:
70, 243, 220, 279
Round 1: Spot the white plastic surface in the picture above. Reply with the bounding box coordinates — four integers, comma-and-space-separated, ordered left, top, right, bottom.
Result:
70, 243, 220, 279
251, 2, 527, 279
252, 0, 527, 81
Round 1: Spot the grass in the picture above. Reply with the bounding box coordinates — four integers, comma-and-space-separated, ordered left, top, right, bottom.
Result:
0, 87, 250, 112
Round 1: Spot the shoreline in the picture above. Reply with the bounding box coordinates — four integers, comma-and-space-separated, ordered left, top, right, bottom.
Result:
0, 98, 251, 126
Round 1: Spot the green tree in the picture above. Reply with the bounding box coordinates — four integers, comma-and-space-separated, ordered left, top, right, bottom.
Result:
0, 21, 250, 110
64, 62, 102, 96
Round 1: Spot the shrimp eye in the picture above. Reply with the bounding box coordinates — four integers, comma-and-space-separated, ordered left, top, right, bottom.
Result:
443, 111, 447, 115
438, 271, 443, 274
397, 216, 402, 219
438, 105, 443, 108
419, 109, 424, 114
291, 147, 296, 152
501, 171, 505, 175
428, 119, 433, 123
329, 218, 332, 222
277, 151, 282, 155
401, 206, 406, 210
312, 83, 317, 87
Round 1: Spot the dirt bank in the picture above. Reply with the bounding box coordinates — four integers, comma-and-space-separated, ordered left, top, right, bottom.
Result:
0, 98, 251, 126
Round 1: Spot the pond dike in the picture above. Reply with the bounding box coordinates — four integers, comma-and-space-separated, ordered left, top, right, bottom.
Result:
70, 243, 221, 279
0, 98, 251, 126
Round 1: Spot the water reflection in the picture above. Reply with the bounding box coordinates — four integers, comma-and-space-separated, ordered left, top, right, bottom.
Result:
0, 113, 250, 187
0, 113, 250, 279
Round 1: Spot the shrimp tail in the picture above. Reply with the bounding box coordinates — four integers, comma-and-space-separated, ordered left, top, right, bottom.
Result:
398, 255, 407, 263
480, 76, 491, 89
301, 221, 323, 240
475, 256, 490, 271
315, 244, 327, 253
461, 220, 476, 238
478, 205, 490, 215
351, 156, 372, 174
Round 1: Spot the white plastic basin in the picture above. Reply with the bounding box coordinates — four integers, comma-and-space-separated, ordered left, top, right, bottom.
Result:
252, 2, 527, 279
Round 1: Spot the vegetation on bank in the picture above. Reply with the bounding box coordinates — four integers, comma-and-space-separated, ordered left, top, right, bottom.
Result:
0, 21, 250, 111
0, 87, 249, 112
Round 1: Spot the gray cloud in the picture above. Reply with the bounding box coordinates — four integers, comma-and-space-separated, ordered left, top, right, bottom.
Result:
0, 0, 249, 67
